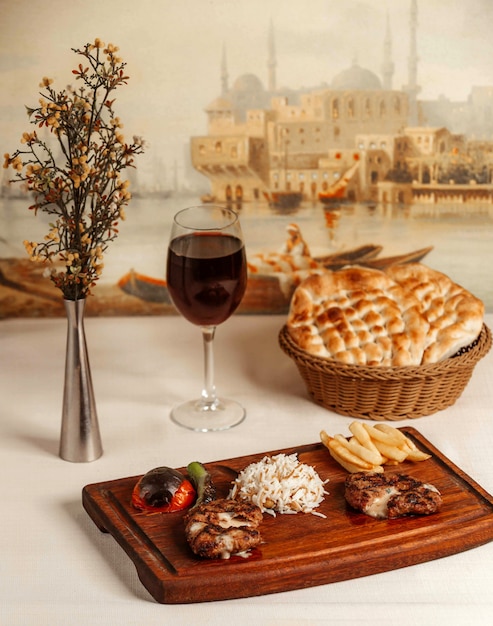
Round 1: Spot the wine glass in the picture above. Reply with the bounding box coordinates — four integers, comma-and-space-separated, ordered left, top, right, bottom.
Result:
166, 205, 247, 431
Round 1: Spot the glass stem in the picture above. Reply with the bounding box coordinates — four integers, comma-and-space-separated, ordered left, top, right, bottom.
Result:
201, 326, 219, 410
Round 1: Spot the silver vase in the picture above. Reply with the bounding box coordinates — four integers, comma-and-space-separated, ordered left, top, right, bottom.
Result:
59, 298, 103, 462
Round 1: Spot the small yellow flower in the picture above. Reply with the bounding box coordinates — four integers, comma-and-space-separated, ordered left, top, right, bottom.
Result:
11, 156, 23, 172
38, 98, 48, 116
2, 153, 10, 169
69, 170, 83, 187
73, 155, 87, 166
39, 77, 53, 88
21, 132, 36, 144
23, 240, 38, 257
45, 227, 60, 243
46, 115, 59, 128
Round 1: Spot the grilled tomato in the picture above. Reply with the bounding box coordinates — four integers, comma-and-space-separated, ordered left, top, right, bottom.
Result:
131, 466, 196, 513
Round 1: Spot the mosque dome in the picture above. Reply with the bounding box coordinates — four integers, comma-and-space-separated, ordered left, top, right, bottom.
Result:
331, 62, 382, 91
228, 73, 269, 121
232, 73, 265, 93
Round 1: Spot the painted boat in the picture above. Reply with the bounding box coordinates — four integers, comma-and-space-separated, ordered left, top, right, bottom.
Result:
117, 270, 170, 304
314, 244, 383, 269
364, 246, 434, 269
318, 162, 360, 204
262, 190, 303, 209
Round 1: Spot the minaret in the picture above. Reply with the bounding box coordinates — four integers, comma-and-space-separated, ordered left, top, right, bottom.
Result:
381, 11, 394, 90
404, 0, 421, 124
267, 19, 277, 93
221, 43, 229, 96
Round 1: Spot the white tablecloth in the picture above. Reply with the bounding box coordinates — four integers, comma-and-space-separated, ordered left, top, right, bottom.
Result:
1, 313, 493, 626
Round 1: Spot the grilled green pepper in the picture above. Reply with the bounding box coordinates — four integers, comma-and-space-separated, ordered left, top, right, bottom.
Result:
187, 461, 216, 509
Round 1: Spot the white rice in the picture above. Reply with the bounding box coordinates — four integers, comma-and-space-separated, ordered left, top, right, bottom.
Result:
228, 453, 329, 517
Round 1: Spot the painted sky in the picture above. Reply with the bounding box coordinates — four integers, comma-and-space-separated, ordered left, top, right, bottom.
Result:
2, 0, 493, 186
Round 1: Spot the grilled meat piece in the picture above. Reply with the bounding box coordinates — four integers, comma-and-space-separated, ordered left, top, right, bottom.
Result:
184, 498, 263, 559
345, 472, 442, 519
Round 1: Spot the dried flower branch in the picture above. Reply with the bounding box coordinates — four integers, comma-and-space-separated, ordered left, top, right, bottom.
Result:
3, 39, 145, 300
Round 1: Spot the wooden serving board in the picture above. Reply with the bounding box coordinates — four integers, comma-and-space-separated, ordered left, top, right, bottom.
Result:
82, 428, 493, 604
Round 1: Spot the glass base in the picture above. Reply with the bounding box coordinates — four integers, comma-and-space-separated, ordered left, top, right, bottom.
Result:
170, 397, 246, 432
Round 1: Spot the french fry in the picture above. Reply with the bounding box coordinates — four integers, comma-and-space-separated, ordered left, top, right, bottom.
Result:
369, 439, 408, 463
328, 446, 383, 474
343, 435, 384, 467
373, 423, 407, 441
328, 438, 374, 470
375, 424, 431, 461
400, 441, 431, 462
349, 422, 382, 456
406, 449, 431, 461
403, 435, 418, 450
320, 430, 333, 449
362, 422, 403, 447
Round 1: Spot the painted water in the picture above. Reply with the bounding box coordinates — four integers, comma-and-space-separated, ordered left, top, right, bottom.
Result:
1, 194, 492, 312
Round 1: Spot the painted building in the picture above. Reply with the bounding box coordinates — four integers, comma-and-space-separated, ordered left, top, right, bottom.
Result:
191, 67, 409, 203
190, 0, 493, 204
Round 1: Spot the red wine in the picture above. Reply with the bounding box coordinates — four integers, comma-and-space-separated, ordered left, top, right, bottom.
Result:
166, 232, 247, 326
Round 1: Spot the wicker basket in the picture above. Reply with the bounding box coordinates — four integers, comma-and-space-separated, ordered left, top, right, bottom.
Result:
279, 323, 492, 421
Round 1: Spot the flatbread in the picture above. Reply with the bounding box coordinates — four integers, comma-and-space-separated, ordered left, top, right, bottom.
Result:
287, 267, 429, 366
286, 263, 484, 366
385, 263, 484, 362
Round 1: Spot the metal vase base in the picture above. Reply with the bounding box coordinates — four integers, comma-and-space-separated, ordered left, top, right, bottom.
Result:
59, 298, 103, 462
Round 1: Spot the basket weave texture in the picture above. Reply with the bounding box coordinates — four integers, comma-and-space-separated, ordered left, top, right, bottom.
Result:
279, 323, 492, 421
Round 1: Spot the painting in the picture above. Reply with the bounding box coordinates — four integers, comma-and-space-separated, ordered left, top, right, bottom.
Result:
1, 0, 493, 319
